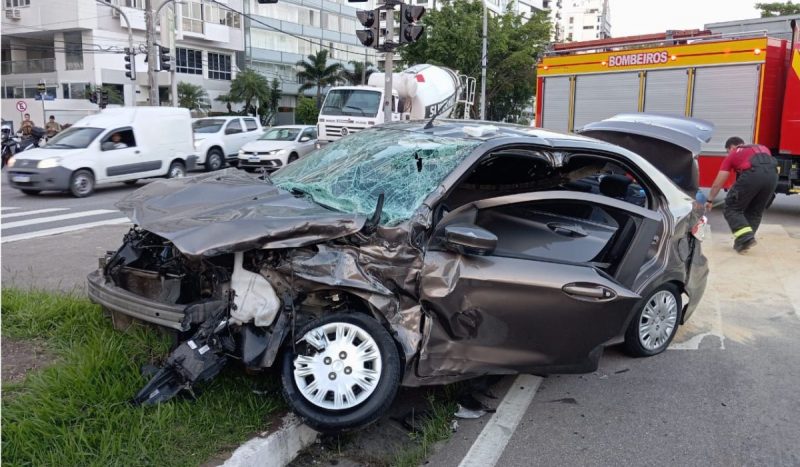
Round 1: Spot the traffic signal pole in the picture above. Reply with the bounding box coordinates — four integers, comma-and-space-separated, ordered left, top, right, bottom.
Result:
383, 9, 394, 124
95, 0, 136, 106
145, 0, 159, 106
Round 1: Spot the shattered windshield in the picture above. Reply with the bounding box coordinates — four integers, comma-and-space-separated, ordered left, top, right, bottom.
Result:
321, 89, 382, 117
273, 128, 479, 225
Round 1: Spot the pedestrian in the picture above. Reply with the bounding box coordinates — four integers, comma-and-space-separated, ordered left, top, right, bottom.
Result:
45, 115, 62, 138
110, 132, 128, 149
19, 113, 34, 135
704, 136, 778, 253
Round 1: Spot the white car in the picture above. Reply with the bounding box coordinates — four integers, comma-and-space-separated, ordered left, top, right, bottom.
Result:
237, 125, 317, 172
192, 116, 263, 171
6, 107, 196, 197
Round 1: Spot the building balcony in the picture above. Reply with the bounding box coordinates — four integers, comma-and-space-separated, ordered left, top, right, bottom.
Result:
1, 58, 55, 74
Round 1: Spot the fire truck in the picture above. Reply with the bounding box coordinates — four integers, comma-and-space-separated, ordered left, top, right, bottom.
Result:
535, 24, 800, 195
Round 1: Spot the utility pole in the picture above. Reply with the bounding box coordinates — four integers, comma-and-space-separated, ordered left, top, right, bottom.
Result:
362, 48, 368, 85
480, 0, 487, 120
383, 8, 393, 124
95, 0, 136, 106
145, 0, 159, 106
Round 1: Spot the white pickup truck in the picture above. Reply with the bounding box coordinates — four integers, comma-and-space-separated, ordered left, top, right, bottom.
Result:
192, 116, 263, 171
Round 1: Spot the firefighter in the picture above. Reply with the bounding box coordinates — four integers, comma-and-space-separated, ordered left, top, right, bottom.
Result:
705, 136, 778, 253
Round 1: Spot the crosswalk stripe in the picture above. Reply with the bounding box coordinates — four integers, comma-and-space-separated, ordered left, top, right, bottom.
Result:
1, 208, 70, 219
1, 209, 118, 229
1, 218, 130, 243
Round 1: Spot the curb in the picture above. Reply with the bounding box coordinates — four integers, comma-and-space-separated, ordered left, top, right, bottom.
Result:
223, 414, 319, 467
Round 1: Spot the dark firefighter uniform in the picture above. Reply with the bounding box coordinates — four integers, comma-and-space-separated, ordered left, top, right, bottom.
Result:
720, 144, 778, 250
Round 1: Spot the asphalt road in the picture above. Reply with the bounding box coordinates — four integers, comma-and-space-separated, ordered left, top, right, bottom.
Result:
2, 169, 799, 466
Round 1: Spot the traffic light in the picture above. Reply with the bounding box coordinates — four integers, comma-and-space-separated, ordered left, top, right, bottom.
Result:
399, 4, 425, 44
124, 47, 136, 80
158, 45, 171, 72
356, 9, 380, 48
98, 89, 109, 109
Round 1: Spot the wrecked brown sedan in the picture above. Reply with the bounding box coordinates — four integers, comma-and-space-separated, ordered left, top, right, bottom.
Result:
88, 116, 710, 432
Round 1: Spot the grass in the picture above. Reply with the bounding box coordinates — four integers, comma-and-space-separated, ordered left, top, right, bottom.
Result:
390, 391, 459, 467
1, 288, 283, 467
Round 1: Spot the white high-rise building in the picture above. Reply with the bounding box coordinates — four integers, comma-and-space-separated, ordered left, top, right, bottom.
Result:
1, 0, 246, 121
544, 0, 610, 43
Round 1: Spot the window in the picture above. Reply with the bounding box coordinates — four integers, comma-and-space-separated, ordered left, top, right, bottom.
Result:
176, 47, 202, 75
63, 82, 90, 99
301, 128, 317, 140
182, 0, 203, 33
2, 86, 13, 98
100, 128, 137, 151
225, 119, 242, 134
64, 31, 83, 70
5, 0, 31, 7
203, 2, 240, 28
244, 118, 258, 131
583, 25, 594, 29
568, 16, 573, 23
207, 52, 231, 80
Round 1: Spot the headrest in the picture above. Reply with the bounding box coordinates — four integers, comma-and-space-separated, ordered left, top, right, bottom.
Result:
600, 174, 632, 199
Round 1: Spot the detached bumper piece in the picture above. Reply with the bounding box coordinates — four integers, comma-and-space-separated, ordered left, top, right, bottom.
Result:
132, 297, 234, 405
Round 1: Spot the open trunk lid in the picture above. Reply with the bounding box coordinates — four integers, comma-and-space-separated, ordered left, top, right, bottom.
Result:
577, 113, 714, 194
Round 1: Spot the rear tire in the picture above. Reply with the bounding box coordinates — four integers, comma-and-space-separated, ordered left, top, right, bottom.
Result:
623, 284, 681, 357
69, 169, 95, 198
167, 161, 185, 179
21, 189, 41, 196
205, 149, 224, 172
281, 312, 401, 433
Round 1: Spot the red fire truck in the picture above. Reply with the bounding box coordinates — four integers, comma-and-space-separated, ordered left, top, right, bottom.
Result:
535, 24, 800, 195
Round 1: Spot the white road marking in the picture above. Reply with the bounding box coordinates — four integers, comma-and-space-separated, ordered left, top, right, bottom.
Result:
1, 209, 117, 229
458, 374, 543, 467
1, 208, 70, 219
0, 207, 20, 211
1, 218, 130, 243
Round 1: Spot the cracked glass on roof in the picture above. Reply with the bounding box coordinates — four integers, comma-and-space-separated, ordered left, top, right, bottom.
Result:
273, 128, 479, 225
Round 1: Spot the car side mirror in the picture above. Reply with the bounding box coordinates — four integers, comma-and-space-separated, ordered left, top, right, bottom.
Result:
444, 224, 497, 256
299, 136, 310, 142
101, 141, 115, 151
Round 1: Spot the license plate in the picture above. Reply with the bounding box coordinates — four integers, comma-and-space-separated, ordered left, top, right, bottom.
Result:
12, 175, 30, 183
248, 156, 261, 162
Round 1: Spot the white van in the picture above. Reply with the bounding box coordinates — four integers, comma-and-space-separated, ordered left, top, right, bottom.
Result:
6, 107, 197, 197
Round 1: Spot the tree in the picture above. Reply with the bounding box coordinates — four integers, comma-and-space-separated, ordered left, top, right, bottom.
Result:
229, 68, 270, 116
177, 82, 210, 113
402, 0, 551, 122
215, 93, 237, 113
295, 96, 319, 124
259, 78, 283, 125
340, 60, 376, 85
755, 1, 800, 16
296, 50, 343, 106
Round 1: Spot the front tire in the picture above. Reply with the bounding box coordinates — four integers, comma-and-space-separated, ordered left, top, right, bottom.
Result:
69, 169, 95, 197
167, 161, 185, 179
281, 312, 401, 433
205, 149, 224, 172
623, 284, 681, 357
287, 153, 299, 164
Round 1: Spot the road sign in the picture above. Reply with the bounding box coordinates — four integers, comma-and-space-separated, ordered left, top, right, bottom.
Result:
15, 101, 27, 112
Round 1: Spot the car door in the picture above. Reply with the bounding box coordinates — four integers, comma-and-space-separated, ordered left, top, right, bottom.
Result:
224, 118, 245, 156
98, 127, 149, 181
417, 191, 663, 378
297, 127, 317, 156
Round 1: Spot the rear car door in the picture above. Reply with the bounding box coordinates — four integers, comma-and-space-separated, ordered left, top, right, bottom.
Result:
417, 191, 663, 377
224, 118, 245, 157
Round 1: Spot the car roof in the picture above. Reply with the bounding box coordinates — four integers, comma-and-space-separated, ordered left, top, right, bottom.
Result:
267, 125, 313, 129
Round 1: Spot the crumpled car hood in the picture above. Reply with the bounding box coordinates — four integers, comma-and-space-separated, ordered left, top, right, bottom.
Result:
116, 169, 366, 257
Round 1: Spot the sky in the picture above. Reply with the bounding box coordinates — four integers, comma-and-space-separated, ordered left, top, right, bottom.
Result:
609, 0, 762, 36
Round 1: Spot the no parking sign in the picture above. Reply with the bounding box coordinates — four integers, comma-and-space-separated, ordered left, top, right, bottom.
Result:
16, 101, 27, 113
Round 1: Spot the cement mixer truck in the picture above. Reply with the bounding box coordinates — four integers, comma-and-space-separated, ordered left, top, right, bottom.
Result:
316, 64, 461, 144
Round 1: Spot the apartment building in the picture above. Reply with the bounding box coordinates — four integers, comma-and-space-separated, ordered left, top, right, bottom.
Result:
1, 0, 244, 123
544, 0, 610, 42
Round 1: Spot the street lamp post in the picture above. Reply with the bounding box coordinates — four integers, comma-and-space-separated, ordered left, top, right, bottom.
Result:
480, 0, 487, 121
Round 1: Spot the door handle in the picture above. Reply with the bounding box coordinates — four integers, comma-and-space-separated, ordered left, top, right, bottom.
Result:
563, 284, 616, 299
134, 150, 140, 154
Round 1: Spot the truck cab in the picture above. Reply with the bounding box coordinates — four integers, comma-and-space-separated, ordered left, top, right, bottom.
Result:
316, 86, 400, 144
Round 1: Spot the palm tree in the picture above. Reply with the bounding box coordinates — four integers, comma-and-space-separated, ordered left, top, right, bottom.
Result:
229, 68, 270, 116
177, 82, 210, 113
296, 50, 342, 106
340, 60, 375, 85
215, 93, 238, 114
